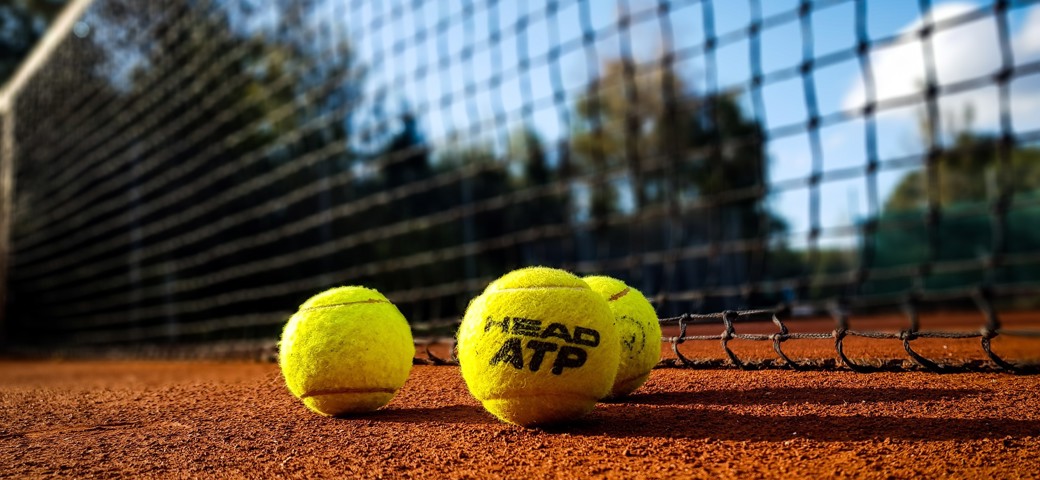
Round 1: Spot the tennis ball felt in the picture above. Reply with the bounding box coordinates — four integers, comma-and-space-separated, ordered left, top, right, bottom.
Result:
583, 276, 661, 398
457, 267, 620, 426
279, 286, 414, 416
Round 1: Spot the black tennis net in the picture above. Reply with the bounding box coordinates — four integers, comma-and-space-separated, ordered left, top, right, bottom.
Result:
1, 0, 1038, 370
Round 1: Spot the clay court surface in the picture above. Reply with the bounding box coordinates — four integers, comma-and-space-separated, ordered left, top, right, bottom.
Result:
2, 343, 1040, 478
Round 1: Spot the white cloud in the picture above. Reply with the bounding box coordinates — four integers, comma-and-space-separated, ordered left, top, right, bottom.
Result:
844, 3, 1040, 136
1021, 7, 1040, 53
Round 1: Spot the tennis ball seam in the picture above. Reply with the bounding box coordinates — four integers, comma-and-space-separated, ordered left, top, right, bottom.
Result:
298, 299, 390, 312
488, 286, 589, 293
608, 287, 630, 302
301, 387, 398, 398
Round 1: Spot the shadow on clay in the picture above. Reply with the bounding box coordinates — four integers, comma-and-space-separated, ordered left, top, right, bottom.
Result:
566, 404, 1040, 441
561, 386, 1036, 441
624, 387, 984, 406
365, 404, 496, 425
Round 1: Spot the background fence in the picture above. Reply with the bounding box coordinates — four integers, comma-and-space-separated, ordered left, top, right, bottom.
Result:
1, 0, 1039, 368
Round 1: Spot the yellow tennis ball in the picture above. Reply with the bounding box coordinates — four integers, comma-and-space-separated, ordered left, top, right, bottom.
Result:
583, 276, 661, 398
457, 267, 620, 426
279, 286, 414, 416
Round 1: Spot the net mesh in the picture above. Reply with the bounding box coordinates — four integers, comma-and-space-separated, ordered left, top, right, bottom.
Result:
2, 0, 1039, 371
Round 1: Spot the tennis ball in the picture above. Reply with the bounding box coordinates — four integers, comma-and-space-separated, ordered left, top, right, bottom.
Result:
457, 267, 620, 426
279, 286, 414, 416
583, 276, 661, 398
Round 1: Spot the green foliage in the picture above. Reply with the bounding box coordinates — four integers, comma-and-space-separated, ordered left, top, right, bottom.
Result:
864, 199, 1040, 297
568, 59, 789, 311
43, 0, 376, 335
570, 60, 777, 234
872, 130, 1040, 298
885, 133, 1040, 212
507, 127, 552, 188
0, 0, 66, 85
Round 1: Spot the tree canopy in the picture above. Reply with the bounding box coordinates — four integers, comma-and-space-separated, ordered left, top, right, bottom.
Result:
0, 0, 66, 85
886, 132, 1040, 211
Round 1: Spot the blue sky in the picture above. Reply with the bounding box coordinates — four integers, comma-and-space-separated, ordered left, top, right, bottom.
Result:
290, 0, 1040, 247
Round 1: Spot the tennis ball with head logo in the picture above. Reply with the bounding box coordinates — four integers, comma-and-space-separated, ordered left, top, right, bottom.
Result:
457, 267, 620, 427
279, 286, 414, 416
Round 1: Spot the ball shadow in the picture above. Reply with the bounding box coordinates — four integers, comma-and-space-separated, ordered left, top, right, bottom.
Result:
579, 407, 1040, 442
370, 405, 496, 425
624, 386, 984, 406
570, 386, 1039, 441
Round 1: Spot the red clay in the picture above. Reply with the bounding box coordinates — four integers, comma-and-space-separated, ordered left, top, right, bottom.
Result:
1, 360, 1038, 478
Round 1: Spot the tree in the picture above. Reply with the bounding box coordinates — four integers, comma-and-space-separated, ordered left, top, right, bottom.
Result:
571, 59, 775, 227
13, 0, 374, 338
571, 60, 669, 217
508, 126, 552, 188
570, 58, 783, 310
885, 132, 1040, 211
870, 126, 1040, 299
0, 0, 66, 85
